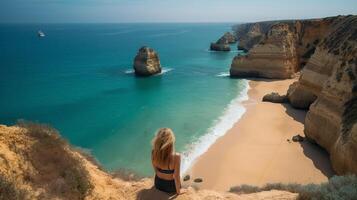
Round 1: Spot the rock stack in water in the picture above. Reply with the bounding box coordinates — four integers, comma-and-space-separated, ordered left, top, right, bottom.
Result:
222, 32, 237, 44
133, 46, 161, 76
210, 32, 236, 51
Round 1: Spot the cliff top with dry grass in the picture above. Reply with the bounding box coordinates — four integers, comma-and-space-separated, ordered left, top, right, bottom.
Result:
0, 122, 299, 200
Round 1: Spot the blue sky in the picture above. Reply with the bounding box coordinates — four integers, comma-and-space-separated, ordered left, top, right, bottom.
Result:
0, 0, 356, 23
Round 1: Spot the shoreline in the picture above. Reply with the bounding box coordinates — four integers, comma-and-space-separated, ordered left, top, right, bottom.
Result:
181, 79, 250, 174
185, 79, 335, 191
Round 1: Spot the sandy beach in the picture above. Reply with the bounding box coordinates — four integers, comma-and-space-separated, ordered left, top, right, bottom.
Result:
186, 79, 335, 191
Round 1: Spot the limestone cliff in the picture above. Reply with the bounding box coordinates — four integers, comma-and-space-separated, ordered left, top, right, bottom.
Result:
231, 17, 336, 79
287, 15, 357, 174
233, 21, 276, 51
230, 23, 299, 79
0, 123, 298, 200
133, 46, 161, 76
244, 15, 357, 175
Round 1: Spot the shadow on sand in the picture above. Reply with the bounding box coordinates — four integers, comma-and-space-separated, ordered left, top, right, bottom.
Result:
299, 140, 336, 177
281, 103, 335, 177
282, 103, 307, 124
136, 187, 177, 200
282, 103, 335, 177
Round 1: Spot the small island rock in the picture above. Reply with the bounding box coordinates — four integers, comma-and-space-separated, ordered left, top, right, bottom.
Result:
222, 32, 237, 44
133, 46, 161, 76
210, 32, 236, 51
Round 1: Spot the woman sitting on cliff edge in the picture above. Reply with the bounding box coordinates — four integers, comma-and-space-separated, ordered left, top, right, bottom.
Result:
151, 128, 185, 195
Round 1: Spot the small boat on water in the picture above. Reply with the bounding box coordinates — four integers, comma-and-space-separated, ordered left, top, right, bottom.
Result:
38, 30, 45, 37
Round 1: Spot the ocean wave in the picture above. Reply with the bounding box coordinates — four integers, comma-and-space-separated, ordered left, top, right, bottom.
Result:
216, 72, 230, 77
124, 68, 174, 75
180, 80, 250, 174
155, 68, 174, 76
124, 69, 135, 74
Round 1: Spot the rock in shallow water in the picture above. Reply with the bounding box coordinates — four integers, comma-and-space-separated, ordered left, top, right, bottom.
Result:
133, 46, 161, 76
222, 32, 237, 44
210, 32, 234, 51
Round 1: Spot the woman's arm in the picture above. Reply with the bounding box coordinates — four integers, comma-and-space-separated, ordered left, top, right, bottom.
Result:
173, 153, 182, 194
151, 151, 157, 174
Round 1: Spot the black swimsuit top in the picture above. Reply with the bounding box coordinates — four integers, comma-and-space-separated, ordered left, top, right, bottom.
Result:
157, 167, 174, 174
155, 154, 175, 174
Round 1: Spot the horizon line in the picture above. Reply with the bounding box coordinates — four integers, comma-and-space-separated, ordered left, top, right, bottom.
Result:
1, 14, 354, 25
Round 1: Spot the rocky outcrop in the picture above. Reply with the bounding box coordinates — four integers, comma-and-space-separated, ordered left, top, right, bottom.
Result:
233, 21, 276, 51
210, 32, 236, 51
222, 32, 237, 44
230, 23, 299, 79
210, 42, 230, 51
262, 92, 288, 103
287, 82, 317, 109
231, 17, 337, 79
133, 46, 161, 76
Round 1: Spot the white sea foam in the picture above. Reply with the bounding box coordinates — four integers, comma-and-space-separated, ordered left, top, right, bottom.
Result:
124, 69, 135, 74
155, 68, 174, 76
180, 80, 250, 175
216, 72, 230, 77
124, 68, 174, 75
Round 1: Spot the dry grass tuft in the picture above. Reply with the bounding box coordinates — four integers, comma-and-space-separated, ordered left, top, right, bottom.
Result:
230, 175, 357, 200
16, 121, 93, 200
0, 174, 28, 200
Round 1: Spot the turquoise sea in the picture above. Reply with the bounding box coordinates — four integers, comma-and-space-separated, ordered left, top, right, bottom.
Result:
0, 23, 247, 176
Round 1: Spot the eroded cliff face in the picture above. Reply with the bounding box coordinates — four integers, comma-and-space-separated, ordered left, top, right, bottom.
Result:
288, 15, 357, 174
230, 23, 299, 79
233, 21, 275, 51
233, 15, 357, 174
231, 17, 337, 79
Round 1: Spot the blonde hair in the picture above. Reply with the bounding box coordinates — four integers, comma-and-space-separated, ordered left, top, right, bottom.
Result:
152, 128, 175, 167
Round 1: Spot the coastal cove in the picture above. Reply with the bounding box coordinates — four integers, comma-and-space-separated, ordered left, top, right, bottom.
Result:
188, 79, 335, 191
0, 23, 248, 176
